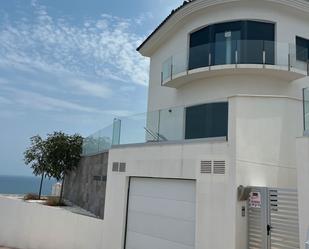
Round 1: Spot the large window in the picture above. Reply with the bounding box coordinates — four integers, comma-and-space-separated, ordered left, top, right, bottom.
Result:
296, 36, 309, 62
189, 20, 275, 70
185, 102, 228, 139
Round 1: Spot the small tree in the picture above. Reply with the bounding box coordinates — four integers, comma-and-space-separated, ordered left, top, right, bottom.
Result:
44, 132, 83, 203
24, 135, 48, 199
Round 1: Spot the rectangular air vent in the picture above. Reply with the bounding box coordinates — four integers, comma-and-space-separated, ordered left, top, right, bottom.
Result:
93, 175, 107, 182
213, 161, 226, 174
112, 162, 119, 172
119, 162, 126, 172
93, 175, 102, 181
200, 161, 212, 174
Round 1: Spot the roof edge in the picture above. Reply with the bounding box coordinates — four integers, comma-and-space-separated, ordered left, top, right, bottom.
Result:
137, 0, 309, 57
136, 0, 195, 53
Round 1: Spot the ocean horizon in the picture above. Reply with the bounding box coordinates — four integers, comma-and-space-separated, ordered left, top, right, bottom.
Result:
0, 175, 57, 195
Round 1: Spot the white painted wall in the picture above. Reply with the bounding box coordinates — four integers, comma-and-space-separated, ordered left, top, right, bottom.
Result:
231, 95, 303, 249
147, 0, 309, 112
102, 1, 309, 249
104, 141, 233, 249
103, 95, 304, 249
0, 196, 105, 249
296, 137, 309, 249
233, 96, 302, 188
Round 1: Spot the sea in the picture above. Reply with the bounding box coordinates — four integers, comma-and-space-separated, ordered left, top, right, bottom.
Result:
0, 175, 57, 195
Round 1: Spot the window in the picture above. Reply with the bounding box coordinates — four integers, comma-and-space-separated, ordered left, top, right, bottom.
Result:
296, 36, 309, 62
189, 21, 275, 69
185, 102, 228, 139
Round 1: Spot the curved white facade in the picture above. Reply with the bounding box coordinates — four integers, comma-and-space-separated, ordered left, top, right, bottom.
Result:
103, 1, 309, 249
146, 0, 309, 111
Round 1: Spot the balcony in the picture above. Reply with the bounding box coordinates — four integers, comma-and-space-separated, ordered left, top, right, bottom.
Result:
82, 103, 228, 155
161, 40, 309, 88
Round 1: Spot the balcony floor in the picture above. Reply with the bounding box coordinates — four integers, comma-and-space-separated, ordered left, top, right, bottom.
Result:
163, 64, 308, 88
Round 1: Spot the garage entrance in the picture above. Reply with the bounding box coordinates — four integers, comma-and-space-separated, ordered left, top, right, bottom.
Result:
248, 187, 299, 249
125, 178, 196, 249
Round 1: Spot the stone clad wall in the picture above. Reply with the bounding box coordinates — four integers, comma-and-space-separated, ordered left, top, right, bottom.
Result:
64, 152, 108, 219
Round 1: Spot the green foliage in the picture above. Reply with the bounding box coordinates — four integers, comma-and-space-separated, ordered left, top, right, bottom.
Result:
24, 135, 48, 176
44, 132, 83, 181
24, 131, 83, 201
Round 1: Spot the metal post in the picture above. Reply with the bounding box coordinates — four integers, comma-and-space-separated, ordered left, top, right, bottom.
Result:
263, 40, 266, 68
303, 88, 306, 133
157, 109, 161, 142
288, 54, 291, 71
170, 61, 173, 81
161, 71, 163, 85
235, 40, 238, 68
209, 53, 212, 70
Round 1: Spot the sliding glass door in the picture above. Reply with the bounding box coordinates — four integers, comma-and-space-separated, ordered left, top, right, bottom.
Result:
214, 30, 240, 65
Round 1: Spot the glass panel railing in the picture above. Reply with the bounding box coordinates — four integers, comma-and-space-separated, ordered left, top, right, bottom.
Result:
290, 44, 309, 72
161, 52, 188, 83
82, 124, 113, 155
113, 112, 159, 145
304, 88, 309, 135
188, 43, 210, 70
162, 40, 309, 84
173, 50, 188, 76
158, 106, 185, 141
112, 106, 186, 145
162, 57, 172, 83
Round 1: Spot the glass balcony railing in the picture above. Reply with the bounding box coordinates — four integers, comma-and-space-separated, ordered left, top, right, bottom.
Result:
82, 106, 188, 155
82, 124, 114, 155
304, 88, 309, 136
112, 106, 186, 145
111, 102, 229, 147
161, 40, 309, 84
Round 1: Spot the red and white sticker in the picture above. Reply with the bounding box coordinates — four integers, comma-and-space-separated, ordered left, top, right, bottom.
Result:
249, 192, 262, 208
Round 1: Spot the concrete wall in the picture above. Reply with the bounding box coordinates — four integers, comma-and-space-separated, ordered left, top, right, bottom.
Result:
64, 152, 108, 219
0, 196, 105, 249
296, 137, 309, 249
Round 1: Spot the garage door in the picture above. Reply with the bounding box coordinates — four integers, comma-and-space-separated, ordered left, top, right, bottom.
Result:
125, 178, 196, 249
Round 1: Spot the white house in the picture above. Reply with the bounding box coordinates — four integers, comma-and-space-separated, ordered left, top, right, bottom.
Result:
88, 1, 309, 249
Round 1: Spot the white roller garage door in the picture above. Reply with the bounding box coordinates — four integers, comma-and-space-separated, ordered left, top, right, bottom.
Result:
125, 178, 196, 249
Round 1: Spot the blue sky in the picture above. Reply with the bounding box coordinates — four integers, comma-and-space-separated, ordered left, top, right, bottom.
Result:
0, 0, 183, 176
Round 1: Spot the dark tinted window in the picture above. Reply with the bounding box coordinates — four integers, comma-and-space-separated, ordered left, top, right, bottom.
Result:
185, 102, 228, 139
241, 21, 275, 64
189, 20, 275, 69
296, 36, 309, 62
189, 26, 210, 69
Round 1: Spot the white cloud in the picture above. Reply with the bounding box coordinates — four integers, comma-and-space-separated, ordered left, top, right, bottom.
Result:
0, 96, 12, 105
68, 79, 111, 99
10, 89, 103, 113
0, 3, 150, 87
2, 87, 133, 119
0, 77, 9, 85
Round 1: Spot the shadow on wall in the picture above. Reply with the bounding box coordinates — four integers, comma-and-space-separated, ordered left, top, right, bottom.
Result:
64, 152, 108, 219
